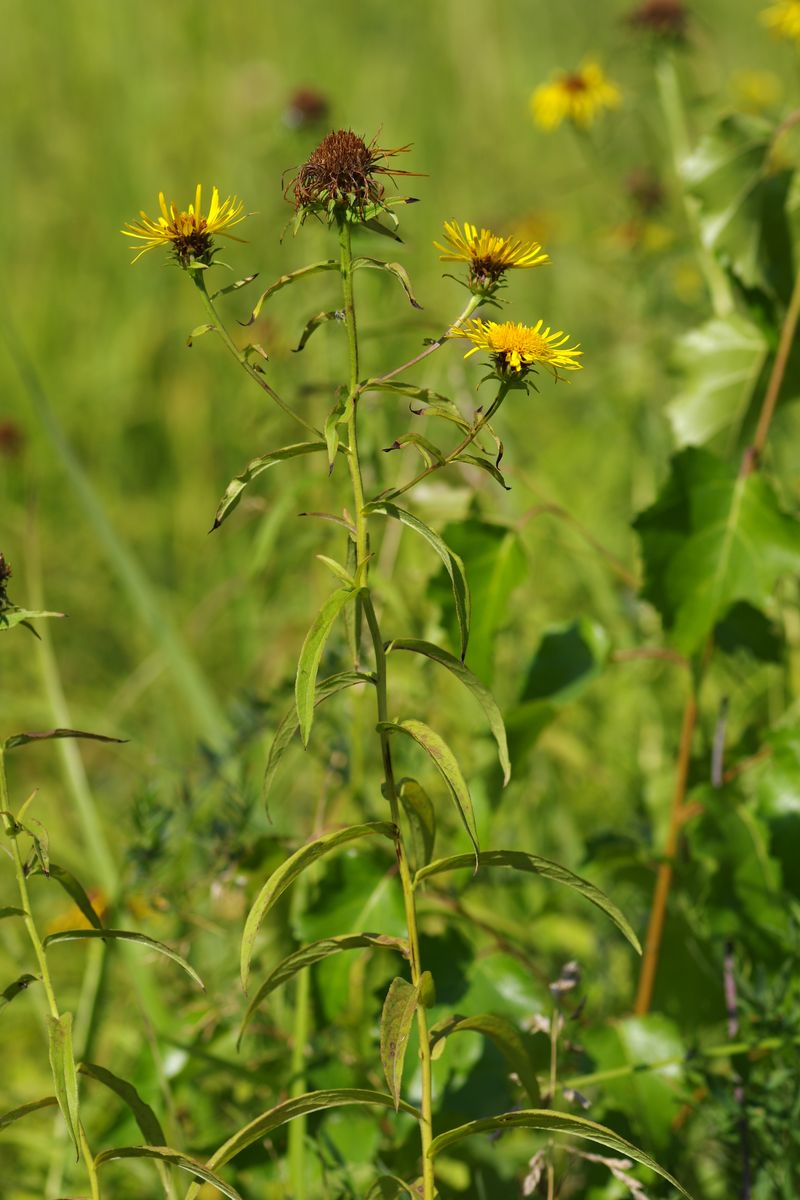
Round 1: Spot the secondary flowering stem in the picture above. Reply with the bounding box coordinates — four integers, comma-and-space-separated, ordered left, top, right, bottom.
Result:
370, 293, 482, 386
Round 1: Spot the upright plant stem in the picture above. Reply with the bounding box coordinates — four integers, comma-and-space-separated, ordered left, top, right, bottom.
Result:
338, 218, 436, 1199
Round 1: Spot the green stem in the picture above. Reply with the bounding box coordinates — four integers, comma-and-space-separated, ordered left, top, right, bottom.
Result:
370, 293, 482, 386
192, 272, 322, 438
288, 878, 311, 1200
338, 218, 436, 1199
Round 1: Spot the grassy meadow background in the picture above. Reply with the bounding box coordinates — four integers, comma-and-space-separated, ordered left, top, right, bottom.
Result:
2, 1, 799, 1196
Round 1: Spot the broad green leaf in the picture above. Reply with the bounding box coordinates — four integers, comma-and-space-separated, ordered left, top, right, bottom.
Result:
212, 441, 327, 530
389, 639, 510, 784
1, 974, 37, 1010
44, 929, 204, 989
78, 1062, 166, 1145
4, 728, 125, 751
428, 1109, 691, 1196
0, 1096, 57, 1130
398, 778, 436, 871
95, 1146, 242, 1200
244, 260, 339, 324
263, 671, 374, 810
380, 977, 419, 1108
634, 447, 800, 656
379, 720, 479, 862
430, 1013, 540, 1104
415, 850, 640, 953
0, 906, 25, 920
0, 607, 63, 633
240, 821, 396, 991
353, 257, 422, 308
239, 932, 407, 1044
683, 112, 793, 298
48, 1012, 80, 1159
30, 862, 104, 929
293, 309, 344, 352
295, 588, 356, 746
666, 314, 768, 448
519, 619, 610, 706
365, 502, 470, 659
185, 1090, 419, 1198
715, 600, 783, 662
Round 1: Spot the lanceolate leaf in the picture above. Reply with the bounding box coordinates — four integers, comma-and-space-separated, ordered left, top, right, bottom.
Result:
244, 260, 339, 325
44, 930, 204, 989
30, 862, 104, 929
212, 441, 328, 530
47, 1012, 81, 1159
365, 502, 470, 659
264, 672, 374, 810
95, 1146, 242, 1200
0, 906, 25, 920
380, 977, 419, 1109
0, 607, 63, 634
293, 309, 344, 353
185, 1090, 419, 1198
428, 1109, 692, 1197
295, 589, 356, 746
414, 850, 640, 953
1, 974, 37, 1010
398, 778, 436, 870
353, 257, 423, 308
78, 1062, 166, 1145
379, 720, 479, 863
430, 1013, 540, 1104
239, 932, 407, 1044
634, 447, 800, 656
389, 639, 511, 784
454, 452, 510, 490
4, 728, 125, 751
240, 822, 397, 991
0, 1096, 57, 1130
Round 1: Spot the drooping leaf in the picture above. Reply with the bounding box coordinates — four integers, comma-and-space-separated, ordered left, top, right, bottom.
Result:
389, 639, 510, 784
212, 441, 328, 530
78, 1062, 166, 1145
1, 974, 38, 1011
239, 932, 407, 1044
0, 907, 25, 920
244, 260, 339, 325
0, 607, 63, 634
666, 314, 768, 448
362, 380, 454, 408
0, 1096, 57, 1130
185, 323, 215, 347
293, 309, 344, 352
430, 1012, 541, 1104
47, 1012, 80, 1159
398, 778, 436, 871
454, 452, 510, 490
428, 1109, 692, 1197
379, 720, 479, 863
95, 1146, 242, 1200
383, 433, 445, 468
295, 588, 356, 746
264, 672, 374, 810
240, 822, 396, 991
634, 447, 800, 656
365, 502, 470, 659
29, 862, 104, 929
353, 257, 423, 308
209, 273, 258, 301
44, 930, 204, 989
4, 728, 125, 751
380, 977, 419, 1108
415, 850, 641, 954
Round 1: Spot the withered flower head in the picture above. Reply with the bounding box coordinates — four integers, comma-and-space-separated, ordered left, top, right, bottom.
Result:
289, 129, 415, 223
626, 168, 666, 215
627, 0, 689, 40
0, 421, 23, 459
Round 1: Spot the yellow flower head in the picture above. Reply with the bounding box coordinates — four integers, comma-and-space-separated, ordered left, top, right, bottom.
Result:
122, 185, 246, 267
761, 0, 800, 41
531, 62, 621, 132
434, 220, 549, 292
453, 318, 583, 380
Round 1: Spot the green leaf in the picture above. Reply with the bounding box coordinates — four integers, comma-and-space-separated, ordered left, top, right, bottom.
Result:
666, 314, 768, 448
454, 453, 510, 491
634, 447, 800, 656
364, 1177, 423, 1199
95, 1146, 242, 1200
78, 1062, 166, 1145
44, 929, 204, 989
239, 932, 407, 1045
1, 973, 37, 1011
293, 309, 344, 352
30, 862, 104, 929
362, 380, 455, 409
398, 778, 436, 871
0, 607, 63, 634
4, 728, 125, 751
186, 322, 215, 346
240, 822, 396, 991
353, 257, 423, 308
209, 272, 258, 301
365, 502, 470, 659
47, 1012, 80, 1159
415, 850, 641, 954
0, 906, 25, 920
384, 433, 445, 468
212, 441, 328, 530
430, 1013, 540, 1104
389, 639, 510, 784
263, 672, 374, 810
295, 588, 356, 746
244, 260, 339, 325
715, 600, 783, 661
380, 977, 419, 1109
379, 720, 479, 863
0, 1096, 57, 1130
428, 1109, 692, 1197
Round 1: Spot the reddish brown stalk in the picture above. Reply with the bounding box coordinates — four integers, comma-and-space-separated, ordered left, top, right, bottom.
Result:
612, 647, 689, 668
741, 268, 800, 478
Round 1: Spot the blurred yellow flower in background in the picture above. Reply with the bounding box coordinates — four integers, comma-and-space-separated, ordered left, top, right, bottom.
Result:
732, 69, 783, 111
122, 184, 246, 266
761, 0, 800, 40
531, 62, 621, 131
453, 318, 583, 379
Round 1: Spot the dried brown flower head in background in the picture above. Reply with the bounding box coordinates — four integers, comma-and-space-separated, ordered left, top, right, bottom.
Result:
628, 0, 689, 40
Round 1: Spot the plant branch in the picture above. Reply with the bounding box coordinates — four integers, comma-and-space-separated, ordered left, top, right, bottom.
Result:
369, 293, 481, 386
742, 267, 800, 476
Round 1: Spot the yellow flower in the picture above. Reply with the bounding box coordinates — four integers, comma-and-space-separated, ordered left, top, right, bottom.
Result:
732, 69, 782, 112
761, 0, 800, 40
434, 220, 549, 291
122, 184, 246, 266
531, 62, 621, 132
453, 318, 583, 380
